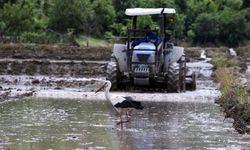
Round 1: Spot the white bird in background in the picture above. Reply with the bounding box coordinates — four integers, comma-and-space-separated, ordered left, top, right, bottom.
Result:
229, 48, 237, 57
95, 80, 143, 128
200, 49, 206, 60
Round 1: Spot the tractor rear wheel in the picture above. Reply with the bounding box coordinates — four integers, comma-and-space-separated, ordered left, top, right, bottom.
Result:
179, 56, 186, 92
191, 72, 196, 91
106, 61, 120, 90
167, 62, 180, 92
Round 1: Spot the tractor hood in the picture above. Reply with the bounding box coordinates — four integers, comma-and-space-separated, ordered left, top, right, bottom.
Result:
134, 42, 155, 50
132, 43, 155, 63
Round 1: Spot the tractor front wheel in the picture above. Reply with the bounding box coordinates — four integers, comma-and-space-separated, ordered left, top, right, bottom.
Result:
167, 62, 181, 92
106, 61, 120, 90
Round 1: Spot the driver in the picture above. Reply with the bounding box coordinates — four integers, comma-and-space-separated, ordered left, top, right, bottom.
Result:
132, 25, 161, 47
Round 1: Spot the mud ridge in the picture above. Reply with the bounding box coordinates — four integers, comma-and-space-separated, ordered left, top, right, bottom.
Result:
0, 43, 112, 60
0, 59, 106, 77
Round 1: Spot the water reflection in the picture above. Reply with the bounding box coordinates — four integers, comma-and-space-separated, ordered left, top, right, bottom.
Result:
117, 102, 250, 150
0, 99, 249, 150
0, 98, 117, 150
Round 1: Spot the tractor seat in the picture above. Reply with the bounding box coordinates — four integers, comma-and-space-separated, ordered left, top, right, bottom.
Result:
134, 42, 156, 50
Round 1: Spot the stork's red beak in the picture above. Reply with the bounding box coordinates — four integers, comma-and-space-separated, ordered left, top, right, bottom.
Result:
95, 83, 106, 94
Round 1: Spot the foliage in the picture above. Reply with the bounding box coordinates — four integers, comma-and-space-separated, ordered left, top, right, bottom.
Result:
213, 55, 249, 130
20, 32, 57, 44
89, 0, 115, 36
0, 21, 6, 32
48, 0, 91, 33
210, 47, 249, 105
217, 8, 249, 46
174, 13, 186, 38
0, 1, 35, 36
193, 13, 219, 44
0, 0, 17, 8
214, 67, 249, 130
48, 0, 115, 36
0, 0, 249, 45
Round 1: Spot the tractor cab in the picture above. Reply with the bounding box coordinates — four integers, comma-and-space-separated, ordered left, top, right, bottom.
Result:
125, 8, 176, 85
126, 8, 175, 50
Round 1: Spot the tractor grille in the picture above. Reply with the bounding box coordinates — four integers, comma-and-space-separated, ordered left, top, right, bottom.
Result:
133, 66, 150, 77
134, 67, 149, 73
137, 54, 150, 62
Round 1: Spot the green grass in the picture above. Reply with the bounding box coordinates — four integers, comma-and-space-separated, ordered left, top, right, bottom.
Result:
210, 47, 248, 103
185, 47, 202, 58
211, 47, 250, 129
215, 68, 248, 103
76, 36, 111, 47
236, 45, 250, 56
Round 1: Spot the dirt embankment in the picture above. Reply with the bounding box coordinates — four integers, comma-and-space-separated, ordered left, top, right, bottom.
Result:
186, 46, 250, 134
0, 59, 105, 77
0, 43, 111, 102
205, 46, 250, 134
0, 43, 111, 77
0, 43, 112, 60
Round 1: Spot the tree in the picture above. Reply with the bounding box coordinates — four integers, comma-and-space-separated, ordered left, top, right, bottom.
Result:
175, 0, 187, 12
242, 0, 250, 8
48, 0, 92, 33
218, 8, 249, 46
0, 1, 35, 36
90, 0, 115, 35
193, 13, 219, 44
174, 13, 186, 38
43, 0, 49, 16
185, 0, 217, 34
0, 0, 17, 8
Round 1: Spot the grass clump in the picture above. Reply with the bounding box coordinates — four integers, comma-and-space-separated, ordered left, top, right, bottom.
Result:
211, 48, 250, 134
215, 68, 248, 104
76, 36, 111, 47
236, 45, 250, 56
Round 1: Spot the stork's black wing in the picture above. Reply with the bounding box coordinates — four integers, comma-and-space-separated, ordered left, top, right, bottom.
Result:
114, 96, 143, 109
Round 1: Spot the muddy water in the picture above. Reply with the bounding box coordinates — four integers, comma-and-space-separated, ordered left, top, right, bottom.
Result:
0, 98, 249, 150
0, 99, 115, 150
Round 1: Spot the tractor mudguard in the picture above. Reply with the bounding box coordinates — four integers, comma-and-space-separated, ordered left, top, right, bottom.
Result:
112, 44, 128, 72
164, 46, 184, 72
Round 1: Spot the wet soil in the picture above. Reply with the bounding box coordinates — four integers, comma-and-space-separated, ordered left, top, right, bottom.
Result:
0, 57, 220, 101
0, 59, 105, 77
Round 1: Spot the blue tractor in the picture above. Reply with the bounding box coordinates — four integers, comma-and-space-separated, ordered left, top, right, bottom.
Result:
106, 8, 196, 92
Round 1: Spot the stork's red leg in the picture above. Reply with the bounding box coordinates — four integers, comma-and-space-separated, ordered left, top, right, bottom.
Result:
126, 111, 131, 122
116, 114, 123, 129
120, 114, 123, 129
116, 110, 131, 129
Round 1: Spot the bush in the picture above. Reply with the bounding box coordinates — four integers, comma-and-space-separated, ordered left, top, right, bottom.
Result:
193, 13, 220, 44
20, 32, 57, 43
110, 23, 128, 36
0, 1, 35, 36
217, 8, 249, 46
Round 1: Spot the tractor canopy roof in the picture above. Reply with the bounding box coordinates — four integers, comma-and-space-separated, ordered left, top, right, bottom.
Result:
125, 8, 176, 16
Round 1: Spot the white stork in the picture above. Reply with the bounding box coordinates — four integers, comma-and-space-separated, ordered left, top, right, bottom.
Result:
95, 80, 143, 128
200, 49, 206, 60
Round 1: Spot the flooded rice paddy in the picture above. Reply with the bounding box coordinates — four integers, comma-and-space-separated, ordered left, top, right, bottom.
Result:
0, 98, 249, 150
0, 57, 250, 149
